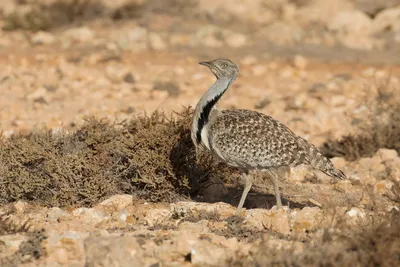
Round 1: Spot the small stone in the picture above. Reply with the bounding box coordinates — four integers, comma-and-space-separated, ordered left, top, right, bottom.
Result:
54, 248, 69, 264
225, 32, 247, 48
47, 207, 70, 223
84, 236, 144, 266
144, 208, 170, 227
105, 65, 126, 83
372, 6, 400, 33
72, 208, 108, 225
31, 31, 56, 45
245, 208, 291, 234
148, 32, 167, 50
169, 33, 191, 46
374, 180, 394, 195
346, 208, 366, 221
99, 194, 132, 210
376, 148, 398, 161
123, 73, 135, 83
63, 27, 94, 42
26, 88, 48, 101
334, 180, 353, 194
328, 11, 373, 35
251, 64, 267, 76
0, 235, 28, 252
241, 55, 257, 66
194, 26, 224, 48
116, 27, 148, 51
293, 55, 308, 70
13, 200, 29, 213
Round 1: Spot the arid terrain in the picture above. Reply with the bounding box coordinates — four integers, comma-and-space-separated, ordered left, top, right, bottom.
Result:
0, 0, 400, 266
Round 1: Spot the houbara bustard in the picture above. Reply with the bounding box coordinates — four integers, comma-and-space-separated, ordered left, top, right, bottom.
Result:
191, 58, 346, 214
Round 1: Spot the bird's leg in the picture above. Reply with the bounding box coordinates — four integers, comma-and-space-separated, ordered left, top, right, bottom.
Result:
237, 171, 252, 215
271, 172, 283, 209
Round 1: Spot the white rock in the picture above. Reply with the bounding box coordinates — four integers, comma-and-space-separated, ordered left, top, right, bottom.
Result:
99, 194, 132, 210
84, 236, 144, 266
72, 208, 108, 225
376, 148, 398, 161
194, 26, 224, 48
373, 6, 400, 33
31, 31, 56, 45
374, 180, 394, 195
148, 32, 167, 50
47, 207, 71, 223
63, 27, 94, 42
346, 207, 365, 218
13, 200, 29, 213
225, 32, 247, 48
0, 235, 28, 252
293, 55, 308, 70
328, 11, 373, 36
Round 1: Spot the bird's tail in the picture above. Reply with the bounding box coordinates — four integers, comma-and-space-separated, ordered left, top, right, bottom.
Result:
321, 165, 347, 180
307, 143, 347, 180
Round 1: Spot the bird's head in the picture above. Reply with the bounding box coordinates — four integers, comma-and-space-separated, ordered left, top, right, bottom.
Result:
199, 58, 239, 80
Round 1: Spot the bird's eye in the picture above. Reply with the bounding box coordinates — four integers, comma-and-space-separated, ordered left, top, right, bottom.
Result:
221, 63, 228, 68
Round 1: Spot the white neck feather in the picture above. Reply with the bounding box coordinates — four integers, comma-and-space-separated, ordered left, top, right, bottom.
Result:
191, 77, 234, 148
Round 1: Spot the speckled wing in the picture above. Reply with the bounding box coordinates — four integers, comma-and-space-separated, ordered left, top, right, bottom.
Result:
208, 109, 345, 179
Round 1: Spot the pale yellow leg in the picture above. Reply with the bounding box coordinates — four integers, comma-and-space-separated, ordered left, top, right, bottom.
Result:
271, 171, 283, 209
236, 172, 252, 215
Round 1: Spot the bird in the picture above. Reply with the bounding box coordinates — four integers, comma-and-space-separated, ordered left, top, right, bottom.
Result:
191, 58, 346, 214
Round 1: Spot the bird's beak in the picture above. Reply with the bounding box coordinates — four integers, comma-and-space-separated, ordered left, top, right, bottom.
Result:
199, 61, 212, 67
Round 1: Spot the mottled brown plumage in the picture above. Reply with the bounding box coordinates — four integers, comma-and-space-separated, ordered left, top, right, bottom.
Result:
191, 58, 346, 214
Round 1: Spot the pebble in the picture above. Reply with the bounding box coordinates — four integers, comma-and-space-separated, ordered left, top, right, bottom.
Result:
62, 27, 94, 42
31, 31, 56, 45
148, 32, 167, 50
293, 55, 308, 70
225, 32, 247, 48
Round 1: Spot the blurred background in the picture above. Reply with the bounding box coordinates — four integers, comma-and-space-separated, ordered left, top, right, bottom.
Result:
1, 0, 400, 145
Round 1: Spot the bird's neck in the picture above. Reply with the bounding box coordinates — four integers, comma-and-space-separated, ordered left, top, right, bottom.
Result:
192, 77, 234, 146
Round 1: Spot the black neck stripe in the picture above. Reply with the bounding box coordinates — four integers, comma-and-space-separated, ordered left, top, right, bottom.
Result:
195, 84, 230, 144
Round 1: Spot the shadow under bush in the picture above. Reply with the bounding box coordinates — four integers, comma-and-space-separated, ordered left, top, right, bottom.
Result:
0, 107, 237, 207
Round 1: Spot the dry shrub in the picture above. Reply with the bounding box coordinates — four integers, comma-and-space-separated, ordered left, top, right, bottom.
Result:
2, 0, 198, 31
3, 0, 106, 31
321, 78, 400, 161
0, 107, 235, 207
229, 210, 400, 266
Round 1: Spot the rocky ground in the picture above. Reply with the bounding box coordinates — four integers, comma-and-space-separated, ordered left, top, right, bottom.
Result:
0, 0, 400, 266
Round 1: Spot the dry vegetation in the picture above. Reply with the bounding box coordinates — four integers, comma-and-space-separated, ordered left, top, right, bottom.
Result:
1, 0, 199, 31
0, 107, 237, 207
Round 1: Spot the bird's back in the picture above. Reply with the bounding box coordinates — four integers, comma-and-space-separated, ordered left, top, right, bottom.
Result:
208, 109, 345, 179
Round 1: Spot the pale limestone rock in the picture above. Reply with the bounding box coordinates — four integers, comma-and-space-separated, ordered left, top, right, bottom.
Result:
376, 148, 398, 161
99, 194, 132, 210
374, 180, 394, 195
84, 236, 144, 267
293, 55, 308, 70
13, 200, 29, 213
372, 6, 400, 33
31, 31, 56, 45
148, 32, 167, 51
72, 208, 108, 225
62, 27, 94, 42
144, 208, 170, 227
46, 207, 71, 223
225, 32, 247, 48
